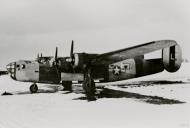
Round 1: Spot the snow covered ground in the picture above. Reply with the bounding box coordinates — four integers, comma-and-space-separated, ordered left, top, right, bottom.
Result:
0, 63, 190, 128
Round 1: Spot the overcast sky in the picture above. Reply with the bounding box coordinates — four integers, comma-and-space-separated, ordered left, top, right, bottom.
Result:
0, 0, 190, 69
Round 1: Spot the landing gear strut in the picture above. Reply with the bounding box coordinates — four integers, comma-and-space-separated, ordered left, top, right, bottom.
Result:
62, 81, 72, 91
30, 83, 38, 93
82, 68, 96, 101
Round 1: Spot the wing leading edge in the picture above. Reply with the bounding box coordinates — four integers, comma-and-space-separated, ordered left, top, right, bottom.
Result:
92, 40, 177, 65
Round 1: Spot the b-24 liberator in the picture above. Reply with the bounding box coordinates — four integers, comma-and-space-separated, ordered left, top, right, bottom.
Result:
5, 40, 182, 100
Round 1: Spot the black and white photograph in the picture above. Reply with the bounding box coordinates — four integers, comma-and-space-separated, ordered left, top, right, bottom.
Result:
0, 0, 190, 128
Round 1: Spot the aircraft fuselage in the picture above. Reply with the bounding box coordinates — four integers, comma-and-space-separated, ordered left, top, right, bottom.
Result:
6, 55, 164, 84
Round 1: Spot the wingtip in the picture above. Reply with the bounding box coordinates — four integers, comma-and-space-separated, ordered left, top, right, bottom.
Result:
155, 40, 177, 46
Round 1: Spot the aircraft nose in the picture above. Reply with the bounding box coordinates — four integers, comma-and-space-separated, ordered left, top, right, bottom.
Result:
6, 62, 16, 80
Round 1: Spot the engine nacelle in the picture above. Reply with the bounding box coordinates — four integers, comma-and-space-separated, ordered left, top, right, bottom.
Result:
162, 44, 182, 72
73, 53, 98, 68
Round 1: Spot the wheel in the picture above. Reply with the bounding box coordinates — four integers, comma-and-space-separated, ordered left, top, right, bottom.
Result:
82, 76, 96, 101
62, 81, 72, 91
30, 84, 38, 93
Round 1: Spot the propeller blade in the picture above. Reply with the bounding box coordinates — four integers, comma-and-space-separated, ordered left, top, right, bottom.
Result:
70, 40, 74, 57
54, 47, 60, 77
37, 53, 39, 59
55, 47, 58, 61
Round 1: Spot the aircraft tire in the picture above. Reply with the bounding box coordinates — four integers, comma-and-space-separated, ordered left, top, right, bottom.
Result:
62, 81, 72, 91
82, 76, 96, 101
30, 84, 38, 93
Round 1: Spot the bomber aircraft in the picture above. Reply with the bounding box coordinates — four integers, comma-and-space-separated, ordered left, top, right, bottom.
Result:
4, 40, 182, 100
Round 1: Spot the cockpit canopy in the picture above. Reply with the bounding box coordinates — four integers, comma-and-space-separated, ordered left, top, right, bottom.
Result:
36, 56, 54, 65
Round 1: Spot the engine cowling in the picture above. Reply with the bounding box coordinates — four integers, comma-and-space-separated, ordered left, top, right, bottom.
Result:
162, 44, 182, 72
73, 53, 98, 68
73, 53, 86, 68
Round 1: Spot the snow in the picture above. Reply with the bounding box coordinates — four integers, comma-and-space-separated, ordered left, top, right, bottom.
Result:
0, 63, 190, 128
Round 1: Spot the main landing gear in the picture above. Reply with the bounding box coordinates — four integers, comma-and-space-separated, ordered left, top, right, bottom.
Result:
30, 83, 38, 93
62, 81, 72, 92
82, 68, 96, 101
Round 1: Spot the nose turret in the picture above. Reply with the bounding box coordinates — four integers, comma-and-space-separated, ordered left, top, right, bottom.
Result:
6, 62, 16, 80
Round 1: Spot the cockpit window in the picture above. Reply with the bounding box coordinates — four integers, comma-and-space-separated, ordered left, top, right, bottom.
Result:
37, 57, 53, 65
16, 64, 25, 70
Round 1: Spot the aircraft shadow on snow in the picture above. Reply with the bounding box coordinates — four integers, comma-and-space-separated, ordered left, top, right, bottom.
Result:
113, 80, 187, 88
73, 80, 188, 105
73, 88, 185, 105
2, 80, 188, 105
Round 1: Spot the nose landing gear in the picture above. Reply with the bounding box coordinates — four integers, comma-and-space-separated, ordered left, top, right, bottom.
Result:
30, 83, 38, 93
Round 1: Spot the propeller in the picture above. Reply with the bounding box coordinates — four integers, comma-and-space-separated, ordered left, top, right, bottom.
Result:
55, 47, 58, 65
70, 40, 75, 65
53, 47, 60, 79
53, 41, 75, 75
66, 40, 75, 64
36, 53, 40, 61
53, 46, 60, 71
37, 53, 39, 59
70, 40, 74, 57
69, 40, 76, 73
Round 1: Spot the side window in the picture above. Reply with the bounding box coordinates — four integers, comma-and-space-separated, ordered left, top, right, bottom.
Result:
21, 64, 26, 69
16, 65, 20, 70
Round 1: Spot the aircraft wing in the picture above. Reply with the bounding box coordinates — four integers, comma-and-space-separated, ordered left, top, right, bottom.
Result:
92, 40, 177, 65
